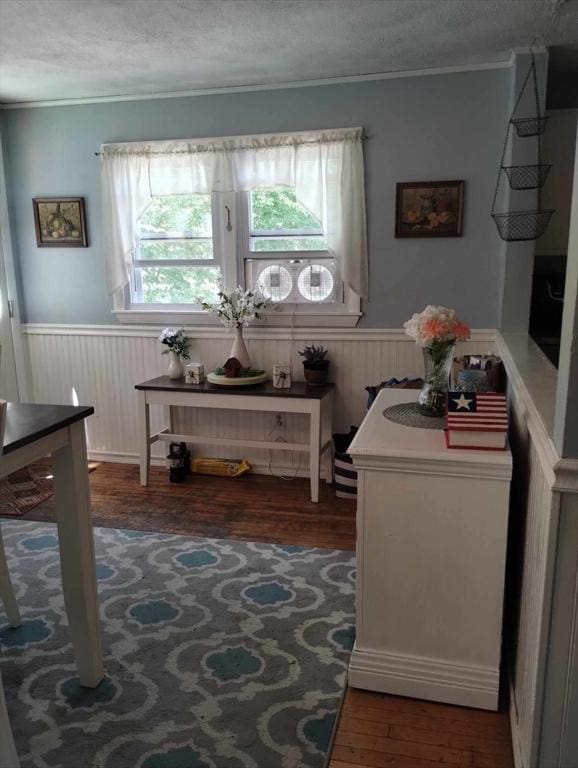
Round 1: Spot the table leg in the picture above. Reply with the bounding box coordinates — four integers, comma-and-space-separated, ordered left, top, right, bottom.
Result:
0, 672, 19, 768
53, 422, 104, 689
138, 390, 150, 486
323, 392, 334, 484
0, 528, 21, 628
310, 401, 321, 503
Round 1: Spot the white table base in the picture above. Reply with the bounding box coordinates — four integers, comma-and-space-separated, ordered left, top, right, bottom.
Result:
137, 389, 334, 502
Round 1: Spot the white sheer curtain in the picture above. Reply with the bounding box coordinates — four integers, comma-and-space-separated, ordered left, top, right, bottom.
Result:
101, 127, 368, 298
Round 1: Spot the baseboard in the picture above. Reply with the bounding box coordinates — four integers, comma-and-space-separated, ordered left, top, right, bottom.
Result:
87, 449, 313, 479
348, 644, 499, 710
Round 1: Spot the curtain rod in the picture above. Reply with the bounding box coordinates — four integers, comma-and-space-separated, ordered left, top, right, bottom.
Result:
93, 133, 369, 156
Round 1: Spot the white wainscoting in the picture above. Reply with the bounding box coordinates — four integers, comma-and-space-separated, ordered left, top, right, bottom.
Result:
497, 335, 578, 768
23, 324, 495, 472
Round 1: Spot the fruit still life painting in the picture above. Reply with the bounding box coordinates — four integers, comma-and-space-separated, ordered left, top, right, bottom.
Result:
33, 197, 88, 247
395, 180, 464, 238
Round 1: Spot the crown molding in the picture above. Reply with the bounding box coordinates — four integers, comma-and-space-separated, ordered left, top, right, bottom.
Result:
0, 58, 513, 111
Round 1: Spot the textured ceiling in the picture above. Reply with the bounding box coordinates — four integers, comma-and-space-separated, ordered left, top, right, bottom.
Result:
0, 0, 577, 104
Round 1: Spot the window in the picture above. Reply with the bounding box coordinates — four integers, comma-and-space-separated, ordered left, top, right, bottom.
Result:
244, 188, 340, 306
130, 194, 221, 307
103, 127, 366, 324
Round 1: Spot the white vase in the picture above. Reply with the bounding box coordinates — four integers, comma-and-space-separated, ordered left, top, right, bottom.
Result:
168, 351, 184, 379
229, 326, 251, 369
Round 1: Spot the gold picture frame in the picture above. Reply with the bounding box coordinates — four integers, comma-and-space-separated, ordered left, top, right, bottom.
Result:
395, 181, 464, 238
33, 197, 88, 247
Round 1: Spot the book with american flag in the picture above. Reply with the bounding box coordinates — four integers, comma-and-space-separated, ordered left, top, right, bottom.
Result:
445, 391, 508, 450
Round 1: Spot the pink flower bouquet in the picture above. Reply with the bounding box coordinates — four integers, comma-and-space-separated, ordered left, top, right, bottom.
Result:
403, 305, 470, 349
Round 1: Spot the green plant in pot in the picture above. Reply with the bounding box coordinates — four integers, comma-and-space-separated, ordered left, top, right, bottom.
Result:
299, 345, 330, 386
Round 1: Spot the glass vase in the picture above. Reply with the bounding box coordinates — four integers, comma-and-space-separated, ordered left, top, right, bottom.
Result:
417, 342, 456, 417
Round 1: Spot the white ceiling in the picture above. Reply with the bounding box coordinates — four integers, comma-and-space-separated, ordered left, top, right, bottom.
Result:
0, 0, 577, 105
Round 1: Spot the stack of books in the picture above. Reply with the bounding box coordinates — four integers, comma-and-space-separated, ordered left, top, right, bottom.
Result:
445, 391, 508, 450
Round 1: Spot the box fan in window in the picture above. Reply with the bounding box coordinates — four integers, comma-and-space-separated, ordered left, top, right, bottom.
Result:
246, 258, 339, 304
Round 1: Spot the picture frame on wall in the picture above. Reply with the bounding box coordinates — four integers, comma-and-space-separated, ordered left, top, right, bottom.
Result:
33, 197, 88, 247
395, 180, 464, 238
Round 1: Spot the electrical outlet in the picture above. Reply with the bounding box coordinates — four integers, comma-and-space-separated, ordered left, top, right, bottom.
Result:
275, 413, 284, 428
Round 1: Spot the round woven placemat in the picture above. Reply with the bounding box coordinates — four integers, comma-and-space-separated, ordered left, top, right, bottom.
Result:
383, 402, 445, 430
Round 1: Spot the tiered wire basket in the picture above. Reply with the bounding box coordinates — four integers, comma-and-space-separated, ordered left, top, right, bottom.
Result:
491, 53, 554, 242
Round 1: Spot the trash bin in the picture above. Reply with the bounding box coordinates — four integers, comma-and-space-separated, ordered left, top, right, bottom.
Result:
333, 427, 358, 499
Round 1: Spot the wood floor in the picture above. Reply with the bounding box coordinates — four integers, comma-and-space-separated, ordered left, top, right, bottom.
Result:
16, 462, 514, 768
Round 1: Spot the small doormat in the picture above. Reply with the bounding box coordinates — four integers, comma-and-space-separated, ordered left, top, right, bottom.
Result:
0, 462, 100, 517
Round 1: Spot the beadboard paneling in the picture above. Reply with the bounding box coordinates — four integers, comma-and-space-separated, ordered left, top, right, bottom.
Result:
507, 369, 559, 768
23, 325, 494, 470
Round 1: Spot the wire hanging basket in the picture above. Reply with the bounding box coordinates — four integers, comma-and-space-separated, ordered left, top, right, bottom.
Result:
510, 116, 549, 137
490, 52, 555, 242
502, 163, 552, 190
491, 209, 554, 241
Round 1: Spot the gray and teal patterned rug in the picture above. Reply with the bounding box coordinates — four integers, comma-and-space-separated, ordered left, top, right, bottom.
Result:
0, 520, 355, 768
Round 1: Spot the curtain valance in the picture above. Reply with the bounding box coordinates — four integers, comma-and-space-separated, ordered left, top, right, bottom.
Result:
101, 127, 368, 299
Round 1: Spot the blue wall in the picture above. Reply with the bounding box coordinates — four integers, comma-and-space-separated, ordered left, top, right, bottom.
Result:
2, 69, 511, 326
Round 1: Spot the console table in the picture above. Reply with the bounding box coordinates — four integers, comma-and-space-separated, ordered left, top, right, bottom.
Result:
135, 377, 334, 502
348, 388, 512, 710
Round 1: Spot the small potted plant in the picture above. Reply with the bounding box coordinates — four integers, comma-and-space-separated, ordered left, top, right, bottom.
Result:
299, 345, 330, 386
159, 328, 191, 379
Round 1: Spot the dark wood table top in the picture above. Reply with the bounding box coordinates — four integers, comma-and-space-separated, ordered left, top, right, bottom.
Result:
135, 376, 334, 400
3, 403, 94, 454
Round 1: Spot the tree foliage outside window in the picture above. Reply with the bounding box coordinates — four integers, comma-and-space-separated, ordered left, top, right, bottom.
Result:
250, 189, 328, 252
135, 195, 218, 304
137, 266, 221, 304
140, 195, 212, 236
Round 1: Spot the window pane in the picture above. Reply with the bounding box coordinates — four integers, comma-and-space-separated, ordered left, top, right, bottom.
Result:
139, 195, 212, 236
134, 266, 221, 304
250, 190, 322, 232
139, 239, 213, 260
251, 236, 328, 252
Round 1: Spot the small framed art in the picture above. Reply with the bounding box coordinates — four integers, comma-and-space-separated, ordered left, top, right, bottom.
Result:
33, 197, 88, 247
395, 180, 464, 238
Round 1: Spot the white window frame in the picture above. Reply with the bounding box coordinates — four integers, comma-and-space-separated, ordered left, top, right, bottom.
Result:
114, 192, 361, 327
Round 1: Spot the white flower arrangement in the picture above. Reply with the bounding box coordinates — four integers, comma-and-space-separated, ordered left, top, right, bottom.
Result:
159, 327, 190, 359
202, 287, 269, 331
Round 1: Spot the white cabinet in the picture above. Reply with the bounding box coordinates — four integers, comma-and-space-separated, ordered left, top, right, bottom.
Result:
348, 389, 512, 710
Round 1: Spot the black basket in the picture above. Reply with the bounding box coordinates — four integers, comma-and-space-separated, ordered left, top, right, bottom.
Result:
510, 116, 549, 137
491, 209, 554, 241
502, 164, 552, 190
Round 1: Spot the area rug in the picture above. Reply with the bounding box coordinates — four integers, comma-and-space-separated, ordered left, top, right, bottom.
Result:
0, 520, 356, 768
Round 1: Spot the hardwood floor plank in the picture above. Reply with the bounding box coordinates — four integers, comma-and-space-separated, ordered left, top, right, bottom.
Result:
388, 724, 451, 748
345, 689, 509, 726
331, 745, 468, 768
340, 704, 510, 741
334, 731, 472, 766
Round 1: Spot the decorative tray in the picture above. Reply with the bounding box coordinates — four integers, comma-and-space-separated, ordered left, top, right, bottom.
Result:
207, 370, 268, 387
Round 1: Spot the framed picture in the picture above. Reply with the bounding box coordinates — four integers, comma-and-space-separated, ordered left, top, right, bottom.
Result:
395, 180, 464, 238
33, 197, 88, 247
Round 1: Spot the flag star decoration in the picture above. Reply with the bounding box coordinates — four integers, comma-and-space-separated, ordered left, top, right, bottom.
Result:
447, 391, 508, 431
453, 393, 473, 411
